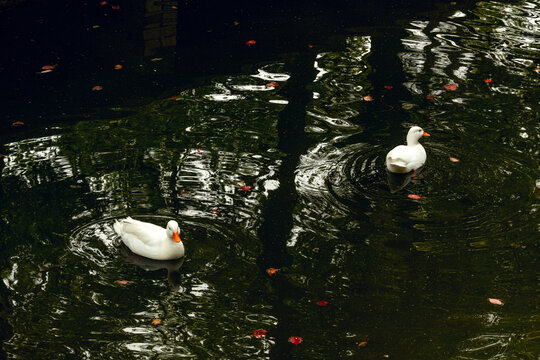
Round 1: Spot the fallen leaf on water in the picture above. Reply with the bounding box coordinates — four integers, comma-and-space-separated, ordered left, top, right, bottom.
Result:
289, 336, 302, 346
484, 79, 493, 83
211, 209, 220, 214
535, 68, 540, 73
408, 194, 422, 200
245, 39, 257, 46
444, 83, 457, 91
266, 82, 279, 88
308, 44, 313, 48
266, 268, 279, 276
488, 298, 503, 306
37, 69, 53, 74
12, 121, 24, 127
115, 280, 131, 285
171, 5, 177, 9
363, 95, 373, 101
196, 148, 202, 154
99, 1, 107, 5
181, 189, 189, 194
152, 318, 161, 326
240, 185, 253, 193
233, 21, 239, 26
42, 64, 57, 70
384, 85, 393, 90
358, 341, 368, 347
92, 85, 103, 91
151, 57, 163, 62
384, 355, 390, 358
449, 157, 459, 162
168, 96, 177, 101
70, 184, 82, 188
253, 329, 267, 338
111, 5, 120, 10
316, 300, 329, 306
426, 94, 436, 100
0, 154, 4, 158
114, 64, 122, 70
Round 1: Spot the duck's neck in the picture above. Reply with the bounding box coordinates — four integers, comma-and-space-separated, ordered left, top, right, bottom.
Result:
407, 136, 420, 146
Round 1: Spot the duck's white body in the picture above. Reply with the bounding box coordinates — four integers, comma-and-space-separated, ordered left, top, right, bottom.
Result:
113, 217, 184, 260
386, 126, 430, 173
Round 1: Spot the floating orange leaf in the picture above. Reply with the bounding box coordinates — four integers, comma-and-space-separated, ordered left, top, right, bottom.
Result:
535, 68, 540, 73
114, 64, 122, 70
449, 157, 459, 162
111, 5, 120, 10
245, 40, 257, 46
99, 1, 107, 5
408, 194, 422, 200
240, 185, 253, 193
384, 85, 393, 90
168, 96, 177, 101
308, 44, 313, 48
0, 154, 4, 158
266, 82, 279, 88
484, 79, 493, 83
92, 85, 103, 91
488, 298, 503, 306
363, 95, 373, 101
253, 329, 267, 338
316, 300, 329, 306
426, 94, 436, 99
151, 57, 163, 62
11, 121, 24, 127
171, 5, 177, 9
41, 64, 57, 70
233, 21, 239, 26
266, 268, 279, 276
289, 336, 302, 346
444, 83, 457, 91
152, 318, 161, 326
358, 341, 368, 347
115, 280, 131, 285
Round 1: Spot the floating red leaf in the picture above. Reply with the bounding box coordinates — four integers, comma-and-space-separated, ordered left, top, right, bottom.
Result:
444, 83, 457, 91
363, 95, 373, 101
316, 300, 329, 306
245, 40, 257, 46
152, 318, 161, 326
168, 96, 177, 101
289, 336, 302, 346
488, 298, 503, 306
240, 185, 253, 193
41, 64, 57, 70
92, 85, 103, 91
449, 157, 459, 162
426, 94, 436, 100
114, 64, 122, 70
111, 5, 120, 10
266, 268, 279, 276
266, 82, 279, 88
308, 44, 313, 48
233, 21, 239, 26
196, 148, 202, 154
484, 79, 493, 83
384, 85, 393, 90
408, 194, 422, 200
253, 329, 267, 338
358, 341, 368, 347
115, 280, 131, 285
0, 154, 3, 158
99, 1, 107, 5
211, 209, 220, 214
11, 121, 24, 127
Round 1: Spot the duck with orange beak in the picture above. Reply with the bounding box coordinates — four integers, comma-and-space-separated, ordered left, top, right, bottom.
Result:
386, 126, 430, 173
113, 217, 184, 260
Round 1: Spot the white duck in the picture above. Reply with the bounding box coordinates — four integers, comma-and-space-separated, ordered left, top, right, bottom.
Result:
386, 126, 430, 173
113, 217, 184, 260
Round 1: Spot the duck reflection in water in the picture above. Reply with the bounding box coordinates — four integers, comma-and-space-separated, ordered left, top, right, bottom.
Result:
120, 244, 185, 287
386, 167, 424, 193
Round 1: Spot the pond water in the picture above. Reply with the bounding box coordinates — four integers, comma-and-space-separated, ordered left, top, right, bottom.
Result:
1, 0, 539, 359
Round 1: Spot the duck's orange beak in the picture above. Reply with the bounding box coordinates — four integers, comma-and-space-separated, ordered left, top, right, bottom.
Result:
172, 232, 181, 243
423, 132, 431, 137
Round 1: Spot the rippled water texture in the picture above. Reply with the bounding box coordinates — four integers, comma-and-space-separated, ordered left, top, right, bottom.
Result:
1, 1, 539, 359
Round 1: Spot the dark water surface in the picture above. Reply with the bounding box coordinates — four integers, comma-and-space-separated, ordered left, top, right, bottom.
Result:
1, 0, 539, 359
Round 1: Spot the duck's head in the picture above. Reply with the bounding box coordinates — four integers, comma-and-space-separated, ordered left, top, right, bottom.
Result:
166, 220, 182, 243
407, 126, 430, 145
